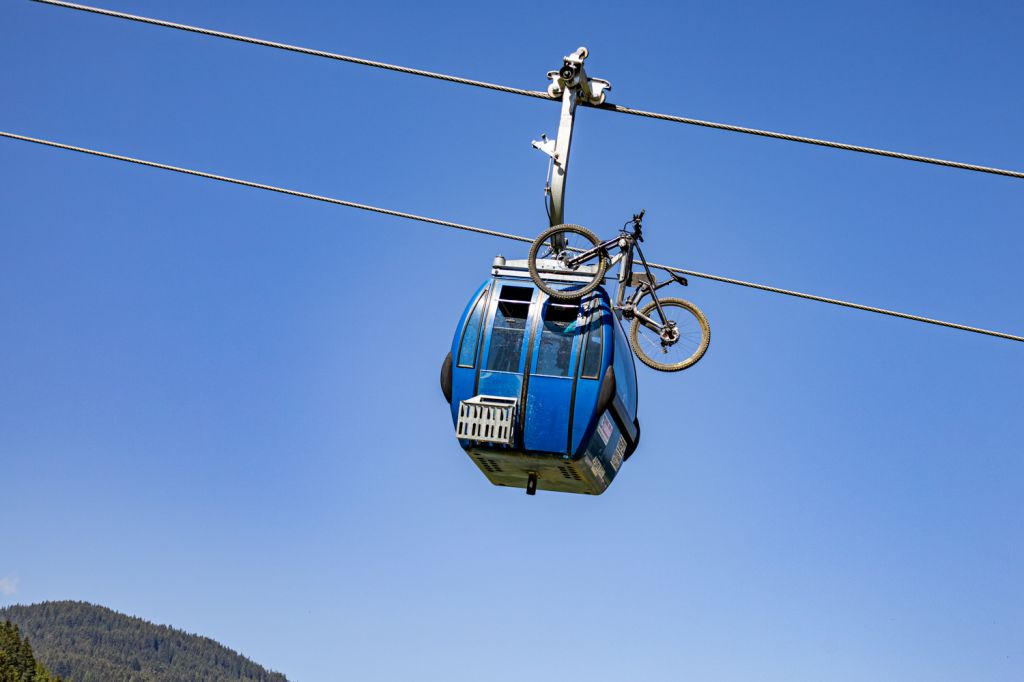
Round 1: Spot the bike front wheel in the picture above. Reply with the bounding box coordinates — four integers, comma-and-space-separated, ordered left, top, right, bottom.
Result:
629, 297, 710, 372
527, 224, 607, 300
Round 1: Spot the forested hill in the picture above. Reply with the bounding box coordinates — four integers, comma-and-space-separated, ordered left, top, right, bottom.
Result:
0, 601, 290, 682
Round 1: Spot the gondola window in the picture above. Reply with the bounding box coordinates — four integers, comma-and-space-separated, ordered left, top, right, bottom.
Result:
457, 290, 487, 368
536, 302, 579, 377
486, 286, 532, 373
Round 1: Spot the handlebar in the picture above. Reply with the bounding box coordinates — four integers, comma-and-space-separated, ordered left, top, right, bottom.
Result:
633, 209, 645, 242
620, 209, 646, 241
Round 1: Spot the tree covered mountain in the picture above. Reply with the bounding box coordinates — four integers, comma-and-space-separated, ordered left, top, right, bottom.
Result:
0, 602, 289, 682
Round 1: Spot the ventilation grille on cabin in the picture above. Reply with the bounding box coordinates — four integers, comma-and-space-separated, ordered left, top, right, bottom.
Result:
475, 457, 504, 474
558, 465, 583, 481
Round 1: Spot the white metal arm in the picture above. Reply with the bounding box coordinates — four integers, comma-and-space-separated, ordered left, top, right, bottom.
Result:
532, 47, 611, 229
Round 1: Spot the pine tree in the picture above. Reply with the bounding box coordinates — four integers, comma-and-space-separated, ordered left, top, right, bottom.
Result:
0, 621, 60, 682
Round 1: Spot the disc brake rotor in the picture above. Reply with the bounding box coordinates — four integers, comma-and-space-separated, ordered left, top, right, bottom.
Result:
660, 323, 679, 346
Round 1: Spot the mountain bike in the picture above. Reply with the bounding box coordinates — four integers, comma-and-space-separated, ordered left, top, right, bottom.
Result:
527, 211, 710, 372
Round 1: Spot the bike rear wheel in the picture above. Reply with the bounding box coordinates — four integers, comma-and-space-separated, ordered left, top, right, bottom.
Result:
528, 224, 607, 300
629, 297, 710, 372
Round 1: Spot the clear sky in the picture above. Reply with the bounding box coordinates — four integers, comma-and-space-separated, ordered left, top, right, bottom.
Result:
2, 1, 1022, 680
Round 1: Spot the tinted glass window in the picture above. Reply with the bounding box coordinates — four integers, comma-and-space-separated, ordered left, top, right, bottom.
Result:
580, 307, 604, 379
457, 290, 487, 367
486, 286, 532, 373
536, 302, 580, 377
612, 316, 638, 411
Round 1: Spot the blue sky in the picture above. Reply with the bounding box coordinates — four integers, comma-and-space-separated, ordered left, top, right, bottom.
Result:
2, 1, 1022, 680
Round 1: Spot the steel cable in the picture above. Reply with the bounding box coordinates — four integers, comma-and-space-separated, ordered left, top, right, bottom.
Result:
30, 0, 1024, 180
2, 129, 1020, 343
0, 131, 531, 244
29, 0, 551, 100
645, 262, 1024, 342
597, 103, 1024, 179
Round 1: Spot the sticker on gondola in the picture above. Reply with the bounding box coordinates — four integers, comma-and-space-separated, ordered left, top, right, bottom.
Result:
597, 414, 613, 444
611, 436, 625, 471
585, 454, 607, 483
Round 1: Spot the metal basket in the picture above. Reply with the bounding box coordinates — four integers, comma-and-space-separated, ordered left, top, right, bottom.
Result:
456, 395, 518, 446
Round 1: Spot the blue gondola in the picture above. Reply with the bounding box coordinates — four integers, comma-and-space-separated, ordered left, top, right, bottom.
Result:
440, 256, 640, 495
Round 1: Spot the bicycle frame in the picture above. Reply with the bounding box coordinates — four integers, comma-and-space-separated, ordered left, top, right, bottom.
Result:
563, 225, 687, 339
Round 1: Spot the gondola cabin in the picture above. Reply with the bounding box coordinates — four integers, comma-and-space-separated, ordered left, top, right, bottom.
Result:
440, 256, 640, 495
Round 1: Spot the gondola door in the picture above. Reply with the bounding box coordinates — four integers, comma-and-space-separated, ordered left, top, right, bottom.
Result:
522, 297, 585, 454
476, 284, 539, 439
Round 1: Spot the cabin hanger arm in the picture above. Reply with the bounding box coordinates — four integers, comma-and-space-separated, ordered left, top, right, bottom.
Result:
532, 47, 611, 228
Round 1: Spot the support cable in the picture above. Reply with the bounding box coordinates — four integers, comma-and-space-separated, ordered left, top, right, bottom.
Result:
0, 132, 529, 244
597, 103, 1024, 179
29, 0, 551, 100
647, 262, 1024, 342
2, 130, 1021, 343
30, 0, 1024, 181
